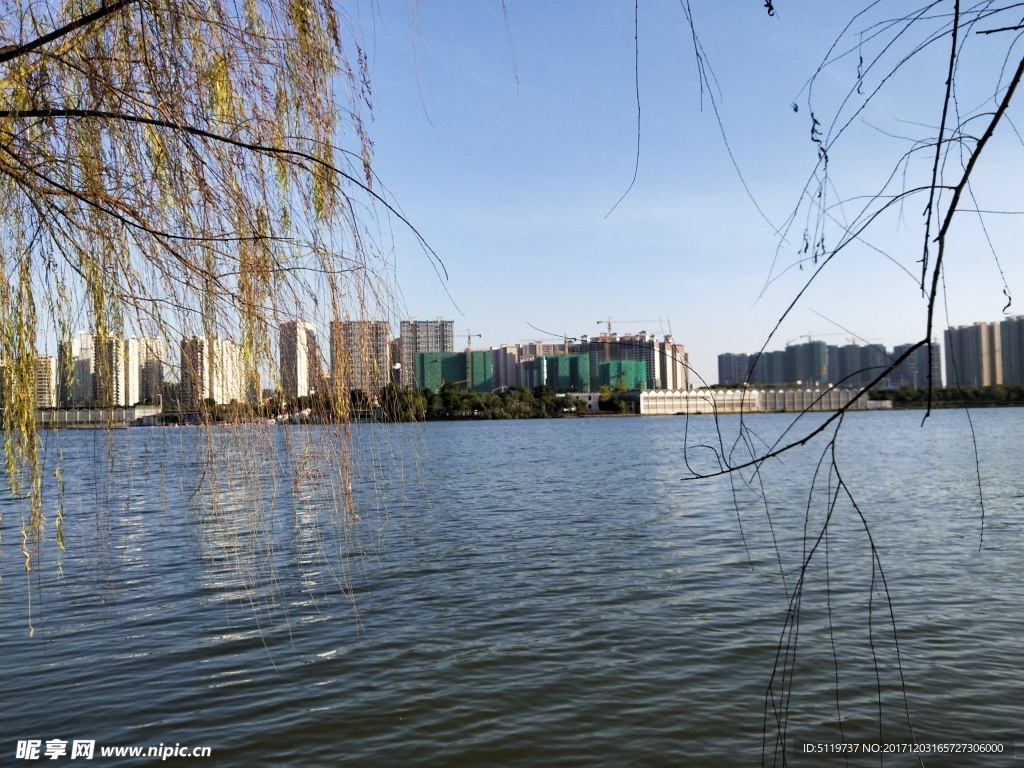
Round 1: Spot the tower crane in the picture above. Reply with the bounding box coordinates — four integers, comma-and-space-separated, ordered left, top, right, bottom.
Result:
464, 330, 482, 390
596, 317, 659, 359
783, 332, 848, 346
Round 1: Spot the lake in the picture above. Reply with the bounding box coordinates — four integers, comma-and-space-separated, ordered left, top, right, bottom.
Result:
1, 409, 1021, 766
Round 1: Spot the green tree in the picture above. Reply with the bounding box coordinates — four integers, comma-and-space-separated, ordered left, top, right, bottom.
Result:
503, 385, 536, 418
379, 384, 425, 422
438, 382, 463, 415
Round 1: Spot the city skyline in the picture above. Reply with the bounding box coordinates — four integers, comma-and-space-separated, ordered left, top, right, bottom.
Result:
24, 6, 1021, 389
15, 313, 1024, 411
360, 3, 1022, 385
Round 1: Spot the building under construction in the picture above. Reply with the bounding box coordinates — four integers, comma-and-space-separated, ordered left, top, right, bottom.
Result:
597, 360, 647, 391
414, 351, 493, 393
518, 354, 592, 391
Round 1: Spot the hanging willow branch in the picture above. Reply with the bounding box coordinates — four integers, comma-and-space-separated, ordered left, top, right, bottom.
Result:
0, 0, 414, 577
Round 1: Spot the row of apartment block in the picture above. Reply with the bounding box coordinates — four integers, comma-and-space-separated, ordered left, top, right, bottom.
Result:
719, 339, 944, 389
23, 333, 246, 408
718, 317, 1024, 389
19, 316, 1021, 411
22, 332, 168, 408
302, 320, 690, 396
16, 318, 690, 408
944, 317, 1024, 386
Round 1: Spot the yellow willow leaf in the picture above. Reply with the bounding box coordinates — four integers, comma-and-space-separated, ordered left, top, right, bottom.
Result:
142, 122, 172, 199
210, 53, 235, 124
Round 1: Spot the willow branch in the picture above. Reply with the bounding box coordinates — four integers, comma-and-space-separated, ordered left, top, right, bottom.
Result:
925, 53, 1024, 338
0, 107, 448, 279
0, 0, 139, 64
920, 0, 959, 291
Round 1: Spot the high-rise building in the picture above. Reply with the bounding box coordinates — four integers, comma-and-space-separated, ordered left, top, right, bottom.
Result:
181, 336, 244, 405
657, 335, 689, 390
614, 332, 659, 389
280, 320, 322, 399
519, 354, 592, 391
570, 332, 684, 390
999, 315, 1024, 385
783, 341, 828, 386
570, 335, 605, 385
126, 337, 140, 406
891, 341, 943, 388
718, 353, 753, 387
398, 318, 455, 387
92, 336, 128, 407
140, 337, 167, 404
518, 340, 569, 360
35, 356, 57, 409
861, 344, 892, 387
57, 331, 97, 407
749, 349, 787, 386
330, 320, 390, 394
597, 360, 647, 391
57, 341, 75, 407
944, 322, 1002, 387
58, 333, 166, 407
414, 351, 493, 393
827, 343, 891, 388
491, 345, 520, 391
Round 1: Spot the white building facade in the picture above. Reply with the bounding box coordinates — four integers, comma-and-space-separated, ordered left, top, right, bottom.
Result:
330, 320, 390, 394
181, 336, 244, 405
35, 355, 58, 408
624, 387, 871, 415
280, 320, 321, 400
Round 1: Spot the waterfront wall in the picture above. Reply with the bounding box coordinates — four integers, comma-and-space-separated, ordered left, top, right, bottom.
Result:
625, 388, 880, 415
37, 405, 164, 427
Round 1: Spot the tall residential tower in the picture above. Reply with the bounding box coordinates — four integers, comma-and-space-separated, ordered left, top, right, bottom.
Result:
280, 320, 322, 400
397, 318, 455, 388
330, 319, 391, 394
945, 322, 1001, 387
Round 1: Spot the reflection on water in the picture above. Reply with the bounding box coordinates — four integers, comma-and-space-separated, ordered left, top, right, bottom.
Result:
1, 410, 1021, 766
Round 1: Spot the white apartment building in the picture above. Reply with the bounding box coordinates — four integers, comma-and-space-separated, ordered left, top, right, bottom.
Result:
658, 335, 690, 391
280, 320, 321, 399
126, 338, 140, 406
126, 336, 167, 405
491, 345, 520, 391
59, 330, 95, 405
35, 355, 58, 408
56, 331, 130, 406
180, 336, 244, 405
330, 320, 390, 394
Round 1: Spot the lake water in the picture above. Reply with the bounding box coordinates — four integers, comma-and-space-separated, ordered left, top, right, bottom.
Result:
1, 409, 1021, 766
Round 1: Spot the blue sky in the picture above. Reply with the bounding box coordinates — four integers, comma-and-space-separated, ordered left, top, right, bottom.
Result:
353, 2, 1022, 384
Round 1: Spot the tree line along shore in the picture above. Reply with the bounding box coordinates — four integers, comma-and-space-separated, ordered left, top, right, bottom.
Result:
25, 383, 1024, 428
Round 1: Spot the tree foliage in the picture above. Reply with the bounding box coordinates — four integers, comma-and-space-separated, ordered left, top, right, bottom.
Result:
872, 383, 1024, 406
0, 0, 412, 578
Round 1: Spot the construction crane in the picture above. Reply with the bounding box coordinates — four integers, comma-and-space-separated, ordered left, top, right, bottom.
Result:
596, 317, 659, 359
463, 330, 483, 390
784, 332, 848, 346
